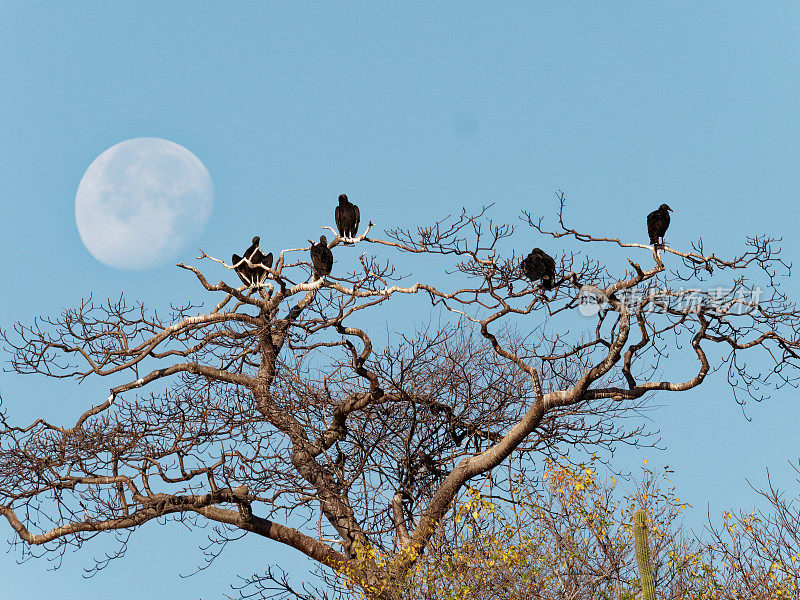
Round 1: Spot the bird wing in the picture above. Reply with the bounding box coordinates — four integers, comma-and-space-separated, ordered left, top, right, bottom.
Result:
522, 253, 543, 280
310, 246, 320, 274
231, 254, 251, 286
248, 249, 269, 283
335, 205, 343, 236
545, 253, 556, 274
321, 246, 334, 274
646, 210, 659, 242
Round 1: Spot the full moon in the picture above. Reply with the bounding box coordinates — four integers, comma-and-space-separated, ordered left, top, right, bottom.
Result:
75, 137, 214, 270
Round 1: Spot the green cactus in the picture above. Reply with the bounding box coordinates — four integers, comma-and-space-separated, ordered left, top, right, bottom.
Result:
634, 509, 656, 600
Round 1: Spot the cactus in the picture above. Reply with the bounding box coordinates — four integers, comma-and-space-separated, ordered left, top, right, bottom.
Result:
634, 509, 656, 600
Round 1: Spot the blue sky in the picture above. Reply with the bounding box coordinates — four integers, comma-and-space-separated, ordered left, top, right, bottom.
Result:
2, 3, 800, 598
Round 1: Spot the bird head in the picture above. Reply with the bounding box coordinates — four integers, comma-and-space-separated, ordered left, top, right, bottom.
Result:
252, 235, 260, 244
660, 204, 673, 212
320, 235, 328, 244
338, 194, 348, 204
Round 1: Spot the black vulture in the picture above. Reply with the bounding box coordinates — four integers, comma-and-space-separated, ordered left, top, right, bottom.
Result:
335, 194, 360, 241
252, 247, 273, 280
232, 236, 273, 287
521, 248, 557, 290
647, 204, 673, 246
310, 235, 333, 280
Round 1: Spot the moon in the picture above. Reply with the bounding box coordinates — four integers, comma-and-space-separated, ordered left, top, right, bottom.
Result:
75, 138, 214, 270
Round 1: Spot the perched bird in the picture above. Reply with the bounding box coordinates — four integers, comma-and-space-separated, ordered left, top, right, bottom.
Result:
521, 248, 557, 290
647, 204, 673, 247
335, 194, 360, 241
250, 247, 273, 282
232, 236, 273, 287
310, 235, 333, 280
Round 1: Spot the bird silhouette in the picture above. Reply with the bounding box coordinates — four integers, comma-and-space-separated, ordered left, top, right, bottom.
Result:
521, 248, 557, 290
647, 204, 673, 247
232, 236, 273, 287
310, 235, 333, 280
335, 194, 360, 242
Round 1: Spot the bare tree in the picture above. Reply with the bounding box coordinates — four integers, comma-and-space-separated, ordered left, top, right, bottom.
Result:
704, 464, 800, 598
1, 194, 798, 599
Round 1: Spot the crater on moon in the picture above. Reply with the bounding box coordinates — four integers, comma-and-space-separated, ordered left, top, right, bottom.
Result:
75, 137, 214, 270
